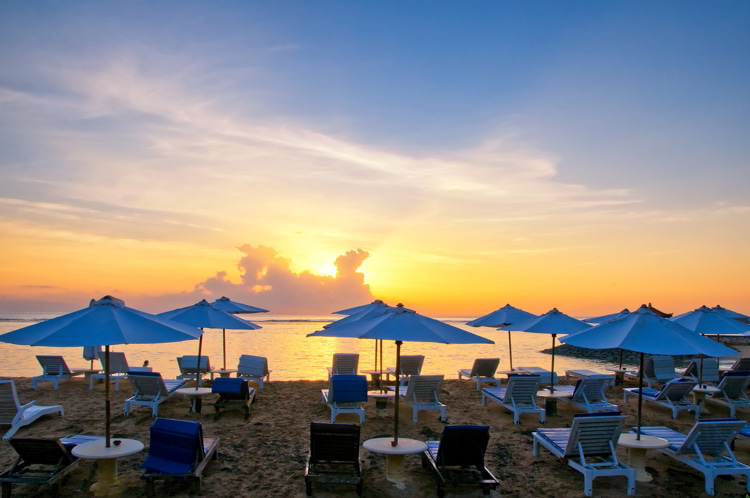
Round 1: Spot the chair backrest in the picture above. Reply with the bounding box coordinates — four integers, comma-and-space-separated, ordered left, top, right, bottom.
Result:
505, 374, 541, 404
731, 357, 750, 371
36, 355, 72, 376
434, 425, 490, 468
309, 422, 360, 465
180, 356, 210, 373
658, 380, 697, 401
237, 355, 269, 376
100, 352, 129, 374
683, 358, 719, 381
562, 412, 625, 457
716, 371, 750, 399
645, 355, 675, 380
144, 418, 204, 474
212, 378, 249, 400
675, 418, 746, 456
404, 375, 444, 403
397, 355, 425, 376
471, 358, 500, 377
331, 353, 359, 375
329, 375, 368, 403
8, 438, 75, 467
572, 375, 612, 403
0, 380, 21, 425
129, 372, 169, 397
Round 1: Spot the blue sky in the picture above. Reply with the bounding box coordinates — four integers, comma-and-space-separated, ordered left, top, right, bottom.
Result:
0, 1, 748, 314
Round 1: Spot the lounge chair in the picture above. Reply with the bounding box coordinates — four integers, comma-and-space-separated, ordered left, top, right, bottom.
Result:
680, 358, 720, 384
565, 369, 612, 383
236, 355, 271, 389
124, 372, 187, 417
176, 356, 215, 386
532, 412, 635, 496
554, 375, 618, 413
0, 435, 100, 497
320, 375, 368, 423
327, 353, 359, 379
458, 358, 501, 390
481, 374, 544, 424
387, 355, 425, 386
141, 418, 219, 497
31, 356, 83, 389
705, 371, 750, 417
636, 419, 750, 495
422, 425, 499, 497
623, 379, 699, 419
727, 357, 750, 371
212, 378, 256, 420
1, 380, 64, 439
305, 422, 362, 496
624, 355, 676, 388
391, 374, 446, 422
89, 352, 152, 390
516, 366, 558, 385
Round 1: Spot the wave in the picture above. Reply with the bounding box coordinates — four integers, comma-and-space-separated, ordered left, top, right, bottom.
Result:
0, 318, 48, 323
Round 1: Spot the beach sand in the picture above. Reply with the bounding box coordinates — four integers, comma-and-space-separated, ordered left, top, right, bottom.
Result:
2, 376, 749, 497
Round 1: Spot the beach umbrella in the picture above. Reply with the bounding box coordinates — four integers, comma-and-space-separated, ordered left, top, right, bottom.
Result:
584, 309, 631, 324
159, 299, 261, 381
506, 308, 591, 392
712, 305, 750, 324
0, 296, 202, 446
671, 305, 750, 386
210, 297, 268, 369
466, 304, 537, 371
308, 305, 493, 445
332, 299, 388, 316
561, 306, 738, 438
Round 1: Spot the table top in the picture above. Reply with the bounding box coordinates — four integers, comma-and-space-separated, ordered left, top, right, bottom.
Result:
536, 389, 573, 399
607, 368, 629, 373
361, 369, 386, 375
72, 368, 102, 373
176, 387, 214, 396
72, 438, 144, 459
566, 369, 608, 377
694, 386, 720, 393
617, 433, 669, 450
363, 437, 427, 455
215, 369, 236, 374
367, 390, 395, 398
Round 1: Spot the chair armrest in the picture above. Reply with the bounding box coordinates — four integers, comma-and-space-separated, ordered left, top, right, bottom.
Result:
18, 400, 36, 413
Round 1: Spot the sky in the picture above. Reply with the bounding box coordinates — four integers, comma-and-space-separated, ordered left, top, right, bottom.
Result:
0, 1, 748, 317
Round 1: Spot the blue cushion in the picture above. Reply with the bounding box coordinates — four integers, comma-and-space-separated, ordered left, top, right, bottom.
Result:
435, 425, 490, 467
723, 370, 750, 377
574, 411, 622, 419
330, 375, 367, 403
212, 377, 246, 395
144, 418, 203, 475
129, 371, 161, 377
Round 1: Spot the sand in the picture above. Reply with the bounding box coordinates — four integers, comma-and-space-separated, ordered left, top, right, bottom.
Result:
2, 375, 749, 497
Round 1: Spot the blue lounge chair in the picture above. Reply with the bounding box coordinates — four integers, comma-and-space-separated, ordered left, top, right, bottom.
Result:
124, 372, 186, 417
705, 371, 750, 417
236, 355, 271, 389
321, 375, 368, 423
141, 418, 219, 497
623, 379, 699, 419
555, 375, 618, 413
636, 419, 750, 495
212, 378, 256, 420
422, 425, 499, 497
532, 412, 635, 496
481, 374, 544, 424
625, 355, 676, 388
305, 422, 362, 496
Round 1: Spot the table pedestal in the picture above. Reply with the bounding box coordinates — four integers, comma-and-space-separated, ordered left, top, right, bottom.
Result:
385, 454, 405, 483
363, 437, 427, 489
544, 398, 558, 416
90, 458, 120, 497
617, 434, 668, 483
71, 438, 144, 498
375, 398, 388, 417
607, 369, 627, 385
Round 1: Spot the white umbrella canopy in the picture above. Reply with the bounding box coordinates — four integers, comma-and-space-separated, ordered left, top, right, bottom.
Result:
466, 304, 537, 371
504, 308, 591, 391
332, 299, 388, 316
712, 305, 750, 324
561, 306, 738, 438
584, 309, 631, 324
211, 296, 269, 314
308, 305, 493, 445
0, 296, 203, 446
159, 299, 261, 373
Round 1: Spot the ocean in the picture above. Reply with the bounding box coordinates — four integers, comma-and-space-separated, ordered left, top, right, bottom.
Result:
0, 312, 663, 380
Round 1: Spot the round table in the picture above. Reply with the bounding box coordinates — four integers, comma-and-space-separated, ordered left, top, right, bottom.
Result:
214, 369, 236, 378
71, 438, 144, 497
367, 390, 395, 417
175, 387, 215, 413
363, 437, 427, 486
617, 433, 668, 482
607, 368, 628, 385
692, 385, 720, 407
73, 368, 102, 384
536, 389, 573, 416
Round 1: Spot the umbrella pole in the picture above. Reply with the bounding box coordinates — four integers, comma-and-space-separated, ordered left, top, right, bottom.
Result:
392, 341, 402, 447
105, 345, 111, 448
196, 331, 203, 390
223, 328, 227, 371
699, 353, 704, 388
379, 339, 384, 392
619, 349, 624, 370
508, 331, 513, 371
637, 353, 644, 440
550, 334, 556, 393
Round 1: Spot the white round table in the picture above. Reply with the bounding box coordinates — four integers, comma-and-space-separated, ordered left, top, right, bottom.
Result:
607, 368, 628, 385
71, 438, 144, 497
367, 390, 395, 417
536, 389, 572, 416
214, 369, 236, 378
617, 433, 668, 482
692, 385, 720, 407
363, 437, 427, 486
176, 387, 214, 413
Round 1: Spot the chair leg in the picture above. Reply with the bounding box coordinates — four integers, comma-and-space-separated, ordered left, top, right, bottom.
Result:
2, 481, 11, 498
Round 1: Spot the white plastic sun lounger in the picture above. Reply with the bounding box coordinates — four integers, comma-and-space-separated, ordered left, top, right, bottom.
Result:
326, 353, 359, 379
320, 375, 368, 423
623, 380, 699, 419
1, 380, 64, 439
124, 372, 186, 417
387, 355, 425, 386
554, 375, 618, 413
624, 355, 675, 388
89, 352, 151, 390
458, 358, 501, 389
705, 371, 750, 417
680, 358, 720, 384
636, 419, 750, 495
481, 374, 544, 424
177, 356, 215, 385
390, 374, 445, 422
31, 356, 83, 389
533, 412, 635, 496
236, 355, 271, 389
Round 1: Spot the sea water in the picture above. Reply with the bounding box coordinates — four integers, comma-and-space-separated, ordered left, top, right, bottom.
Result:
0, 312, 650, 380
